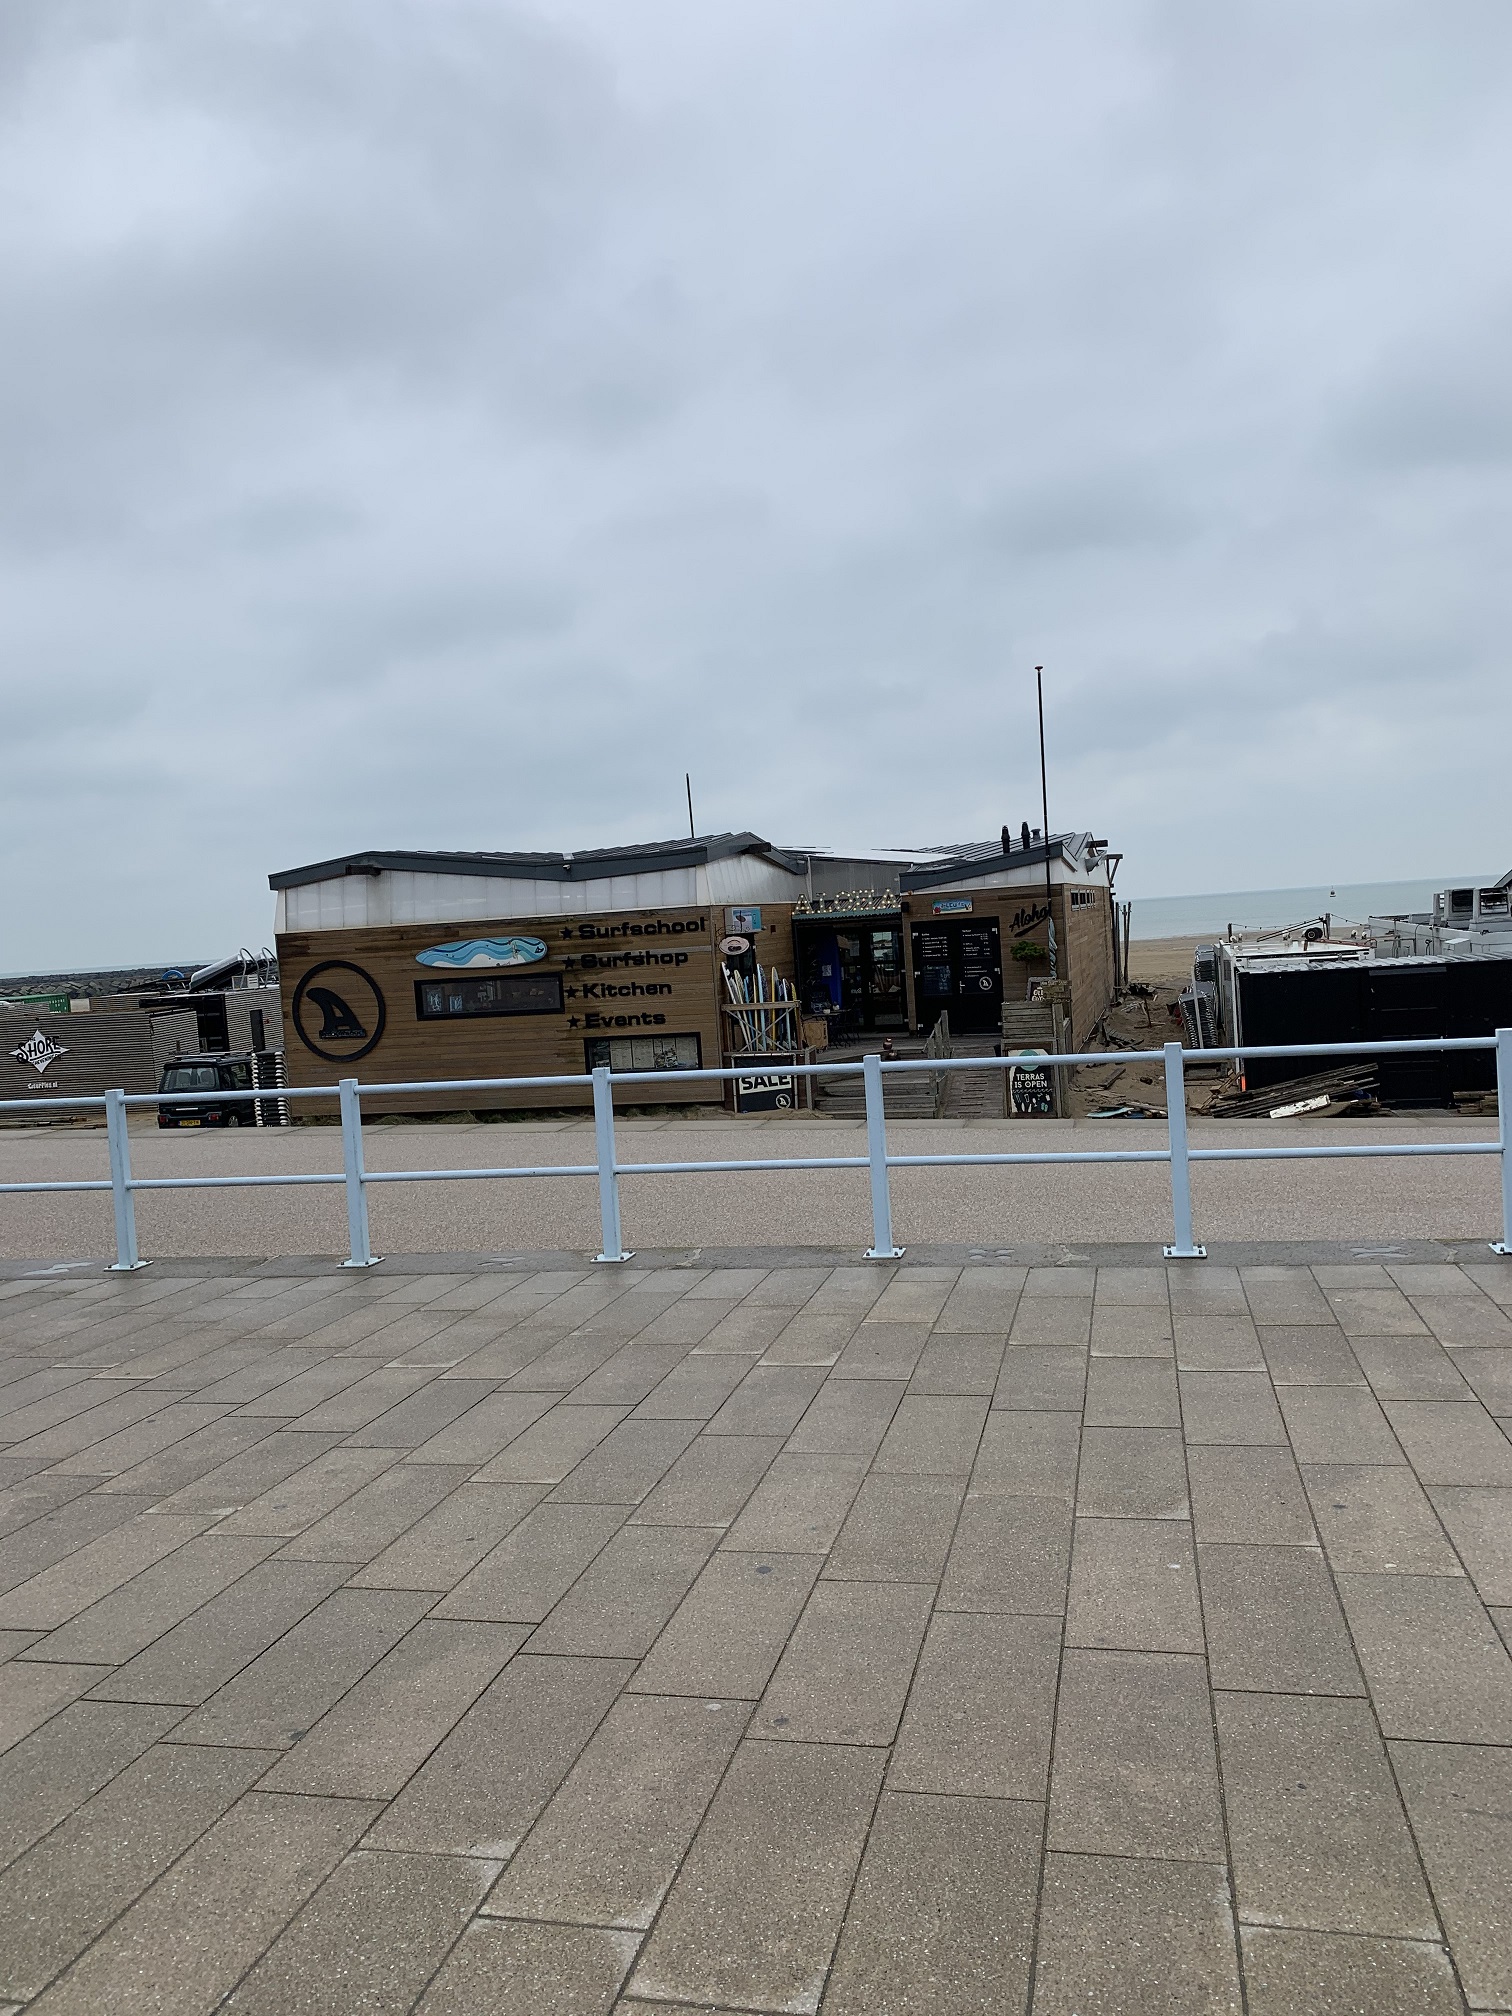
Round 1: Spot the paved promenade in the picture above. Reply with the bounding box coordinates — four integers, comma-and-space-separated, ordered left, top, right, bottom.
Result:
0, 1255, 1510, 2012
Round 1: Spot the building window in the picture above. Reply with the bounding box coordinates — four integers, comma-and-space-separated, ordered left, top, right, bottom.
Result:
1070, 889, 1098, 909
584, 1033, 702, 1073
415, 974, 563, 1019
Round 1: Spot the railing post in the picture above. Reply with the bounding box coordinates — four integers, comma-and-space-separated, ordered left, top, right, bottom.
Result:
1494, 1028, 1512, 1256
339, 1078, 381, 1268
863, 1052, 904, 1259
1162, 1040, 1206, 1259
104, 1089, 147, 1271
592, 1066, 632, 1263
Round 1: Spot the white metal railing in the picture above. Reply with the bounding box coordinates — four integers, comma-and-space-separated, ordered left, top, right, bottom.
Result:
1, 1033, 1508, 1271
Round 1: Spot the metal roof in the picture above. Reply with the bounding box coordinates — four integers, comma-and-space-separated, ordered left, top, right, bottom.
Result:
269, 833, 806, 892
898, 832, 1095, 893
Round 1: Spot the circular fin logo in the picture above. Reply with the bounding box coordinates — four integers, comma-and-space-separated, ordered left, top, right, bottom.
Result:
290, 961, 387, 1063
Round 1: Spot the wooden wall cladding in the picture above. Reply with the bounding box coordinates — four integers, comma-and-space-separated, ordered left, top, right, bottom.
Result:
277, 903, 796, 1112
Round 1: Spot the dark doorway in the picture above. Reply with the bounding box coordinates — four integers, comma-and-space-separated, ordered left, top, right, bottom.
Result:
795, 919, 907, 1042
910, 919, 1004, 1034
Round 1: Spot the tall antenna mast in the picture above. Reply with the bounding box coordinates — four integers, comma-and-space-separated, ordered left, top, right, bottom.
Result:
1037, 666, 1055, 975
685, 773, 696, 839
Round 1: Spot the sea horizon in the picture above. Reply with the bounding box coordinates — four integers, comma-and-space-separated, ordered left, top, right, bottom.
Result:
1128, 873, 1500, 940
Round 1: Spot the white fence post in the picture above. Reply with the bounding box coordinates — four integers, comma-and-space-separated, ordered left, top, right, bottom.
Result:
592, 1066, 632, 1263
339, 1078, 380, 1268
1163, 1040, 1206, 1259
104, 1089, 147, 1271
1495, 1028, 1512, 1256
863, 1052, 904, 1259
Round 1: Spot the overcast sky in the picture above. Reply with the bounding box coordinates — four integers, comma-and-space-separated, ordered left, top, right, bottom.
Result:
3, 0, 1509, 969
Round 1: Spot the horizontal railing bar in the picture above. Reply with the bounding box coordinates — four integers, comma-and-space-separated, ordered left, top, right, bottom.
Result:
887, 1149, 1172, 1168
364, 1164, 599, 1183
0, 1179, 115, 1194
126, 1173, 346, 1190
1190, 1141, 1499, 1163
615, 1156, 870, 1175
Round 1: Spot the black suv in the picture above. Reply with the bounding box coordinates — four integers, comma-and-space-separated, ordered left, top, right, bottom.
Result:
157, 1053, 256, 1127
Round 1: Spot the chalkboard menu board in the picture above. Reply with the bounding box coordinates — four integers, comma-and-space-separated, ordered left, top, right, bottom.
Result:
1008, 1051, 1055, 1116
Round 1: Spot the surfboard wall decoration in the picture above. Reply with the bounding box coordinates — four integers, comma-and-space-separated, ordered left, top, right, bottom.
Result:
415, 938, 549, 970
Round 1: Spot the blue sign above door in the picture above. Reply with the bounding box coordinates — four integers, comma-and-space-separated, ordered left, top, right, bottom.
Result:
415, 937, 548, 970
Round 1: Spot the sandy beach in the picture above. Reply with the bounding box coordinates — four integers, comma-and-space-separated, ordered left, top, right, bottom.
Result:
1126, 934, 1200, 982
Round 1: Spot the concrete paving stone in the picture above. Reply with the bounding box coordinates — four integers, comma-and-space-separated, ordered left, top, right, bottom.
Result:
632, 1353, 753, 1420
1091, 1303, 1175, 1355
0, 1476, 97, 1557
1067, 1519, 1204, 1653
1302, 1464, 1462, 1575
938, 1493, 1074, 1613
1460, 1264, 1512, 1305
1257, 1323, 1364, 1386
631, 1550, 822, 1698
822, 1789, 1039, 2016
486, 1693, 744, 1929
31, 1533, 279, 1665
1009, 1298, 1092, 1348
0, 1383, 162, 1457
1449, 1345, 1512, 1414
871, 1394, 989, 1474
1179, 1369, 1287, 1445
824, 1473, 966, 1582
140, 1343, 285, 1396
568, 1344, 692, 1405
1336, 1571, 1512, 1741
0, 1738, 274, 2002
506, 1335, 640, 1393
784, 1378, 904, 1461
0, 1699, 183, 1870
0, 1489, 151, 1597
1326, 1289, 1433, 1337
1095, 1267, 1172, 1307
88, 1558, 353, 1705
261, 1617, 525, 1797
1391, 1738, 1512, 2011
1427, 1486, 1512, 1604
628, 1739, 883, 2013
1085, 1355, 1180, 1428
351, 1480, 546, 1590
933, 1270, 1025, 1333
704, 1364, 829, 1436
1023, 1267, 1097, 1297
1383, 1400, 1512, 1486
722, 1454, 868, 1554
21, 1789, 378, 2016
1275, 1383, 1403, 1464
1032, 1852, 1241, 2016
437, 1327, 565, 1382
629, 1301, 742, 1346
549, 1418, 702, 1505
1411, 1292, 1512, 1345
1200, 1543, 1363, 1694
970, 1409, 1080, 1497
228, 1355, 381, 1417
1049, 1648, 1222, 1860
531, 1523, 721, 1657
435, 1501, 628, 1621
278, 1462, 469, 1563
753, 1579, 932, 1745
741, 1266, 832, 1305
1187, 1445, 1315, 1544
172, 1586, 432, 1748
867, 1269, 959, 1321
889, 1609, 1059, 1798
400, 1389, 557, 1465
691, 1304, 794, 1353
211, 1443, 402, 1536
758, 1311, 859, 1366
634, 1433, 783, 1527
1216, 1691, 1436, 1941
473, 1403, 632, 1483
225, 1849, 503, 2013
1168, 1266, 1249, 1315
96, 1414, 277, 1498
368, 1653, 633, 1857
0, 1367, 91, 1412
417, 1918, 638, 2016
830, 1322, 932, 1381
992, 1342, 1087, 1411
1242, 1270, 1334, 1324
0, 1631, 38, 1663
906, 1331, 1006, 1395
1237, 1928, 1463, 2016
1172, 1313, 1265, 1371
43, 1400, 238, 1478
289, 1364, 435, 1432
1076, 1427, 1189, 1519
0, 1660, 111, 1755
1351, 1335, 1471, 1401
342, 1376, 501, 1448
0, 1512, 210, 1630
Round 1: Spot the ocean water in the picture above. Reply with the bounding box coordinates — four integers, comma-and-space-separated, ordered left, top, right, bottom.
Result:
1129, 875, 1500, 940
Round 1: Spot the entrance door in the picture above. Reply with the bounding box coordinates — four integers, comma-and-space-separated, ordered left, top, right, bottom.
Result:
795, 921, 907, 1039
910, 920, 1003, 1034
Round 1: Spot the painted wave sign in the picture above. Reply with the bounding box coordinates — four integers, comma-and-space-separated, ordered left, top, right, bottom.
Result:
415, 937, 548, 970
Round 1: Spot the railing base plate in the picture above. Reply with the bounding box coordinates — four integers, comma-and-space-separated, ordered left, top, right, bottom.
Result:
594, 1251, 635, 1264
1163, 1244, 1208, 1259
1492, 1243, 1511, 1257
865, 1246, 906, 1260
341, 1256, 384, 1269
107, 1259, 150, 1272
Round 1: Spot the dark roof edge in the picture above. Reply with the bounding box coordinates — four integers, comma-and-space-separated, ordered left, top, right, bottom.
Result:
899, 836, 1084, 893
269, 833, 805, 892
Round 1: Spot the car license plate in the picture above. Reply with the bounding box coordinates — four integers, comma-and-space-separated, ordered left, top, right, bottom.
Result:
179, 1118, 201, 1127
